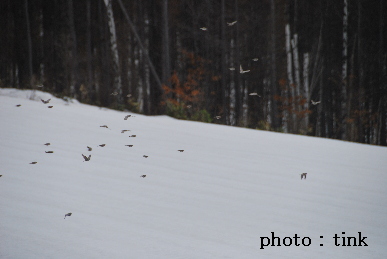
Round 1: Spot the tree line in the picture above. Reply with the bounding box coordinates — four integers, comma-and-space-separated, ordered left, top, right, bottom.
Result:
0, 0, 386, 145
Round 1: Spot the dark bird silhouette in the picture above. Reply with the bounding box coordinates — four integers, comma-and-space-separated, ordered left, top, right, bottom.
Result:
45, 151, 54, 153
16, 104, 21, 107
121, 130, 130, 133
99, 144, 106, 147
178, 150, 184, 152
64, 212, 72, 219
129, 135, 136, 138
30, 162, 37, 164
47, 106, 53, 108
143, 155, 148, 158
140, 175, 146, 178
87, 146, 92, 151
41, 98, 51, 104
82, 154, 91, 161
124, 115, 134, 120
301, 173, 307, 180
0, 175, 2, 177
44, 143, 51, 146
125, 145, 133, 147
100, 125, 109, 128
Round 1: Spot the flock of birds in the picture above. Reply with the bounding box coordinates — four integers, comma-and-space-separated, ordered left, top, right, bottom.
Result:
14, 94, 187, 219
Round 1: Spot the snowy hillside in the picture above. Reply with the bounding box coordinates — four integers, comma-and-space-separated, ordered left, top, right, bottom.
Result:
1, 88, 386, 259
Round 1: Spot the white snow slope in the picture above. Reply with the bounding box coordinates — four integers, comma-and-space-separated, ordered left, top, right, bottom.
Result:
1, 88, 386, 259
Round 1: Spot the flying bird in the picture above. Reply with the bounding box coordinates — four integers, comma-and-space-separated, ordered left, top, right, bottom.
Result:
41, 98, 51, 104
30, 162, 37, 164
311, 100, 321, 105
45, 151, 54, 153
44, 143, 51, 146
110, 92, 118, 96
143, 155, 148, 158
99, 144, 106, 147
125, 145, 133, 147
200, 27, 207, 31
129, 135, 136, 138
64, 212, 72, 219
0, 175, 3, 177
252, 58, 259, 61
187, 105, 192, 108
16, 104, 22, 107
140, 175, 146, 178
124, 115, 135, 120
82, 154, 91, 161
178, 150, 184, 152
121, 130, 130, 133
47, 106, 53, 108
227, 21, 237, 26
215, 116, 221, 120
240, 65, 250, 74
229, 67, 236, 71
300, 173, 307, 180
249, 92, 261, 97
100, 125, 109, 128
126, 94, 132, 97
87, 146, 92, 151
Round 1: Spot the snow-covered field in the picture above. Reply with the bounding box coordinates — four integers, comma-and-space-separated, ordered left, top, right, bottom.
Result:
1, 88, 386, 259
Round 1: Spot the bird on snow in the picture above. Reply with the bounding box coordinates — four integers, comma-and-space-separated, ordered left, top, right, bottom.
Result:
41, 98, 51, 104
300, 173, 307, 180
249, 92, 261, 97
30, 162, 37, 164
87, 146, 92, 151
129, 135, 136, 138
100, 125, 109, 128
140, 175, 146, 178
121, 130, 130, 133
227, 21, 237, 26
16, 104, 22, 107
45, 151, 54, 153
240, 65, 250, 74
178, 150, 184, 152
125, 145, 133, 147
47, 106, 53, 108
311, 100, 321, 105
200, 27, 207, 31
99, 144, 106, 147
143, 155, 148, 158
44, 143, 51, 146
82, 154, 91, 161
64, 212, 72, 219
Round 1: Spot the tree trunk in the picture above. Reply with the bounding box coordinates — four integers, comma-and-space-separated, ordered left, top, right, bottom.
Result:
25, 0, 33, 85
221, 0, 228, 124
341, 0, 348, 140
270, 0, 279, 129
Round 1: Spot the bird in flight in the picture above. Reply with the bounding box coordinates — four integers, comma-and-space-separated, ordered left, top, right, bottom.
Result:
41, 98, 51, 104
47, 106, 53, 108
178, 150, 184, 152
229, 67, 236, 71
249, 93, 261, 97
240, 65, 250, 74
45, 151, 54, 153
215, 116, 221, 120
82, 154, 91, 161
100, 125, 109, 128
16, 104, 22, 107
126, 94, 132, 97
87, 146, 92, 151
300, 173, 307, 180
252, 58, 259, 61
99, 144, 106, 147
64, 212, 72, 219
227, 21, 237, 26
129, 135, 136, 138
143, 155, 148, 158
311, 100, 321, 105
111, 92, 118, 96
44, 143, 51, 146
140, 175, 146, 178
30, 162, 37, 164
200, 27, 207, 31
125, 145, 133, 147
121, 130, 130, 133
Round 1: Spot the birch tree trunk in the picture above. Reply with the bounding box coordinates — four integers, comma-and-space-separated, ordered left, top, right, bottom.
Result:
303, 52, 310, 131
285, 24, 294, 132
104, 0, 122, 104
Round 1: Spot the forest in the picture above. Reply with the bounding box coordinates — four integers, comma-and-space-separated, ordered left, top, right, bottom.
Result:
1, 0, 386, 146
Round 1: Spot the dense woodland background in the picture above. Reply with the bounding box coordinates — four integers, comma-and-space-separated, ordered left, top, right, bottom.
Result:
1, 0, 386, 146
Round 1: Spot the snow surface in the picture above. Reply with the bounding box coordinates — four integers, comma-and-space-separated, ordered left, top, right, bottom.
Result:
1, 88, 386, 259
